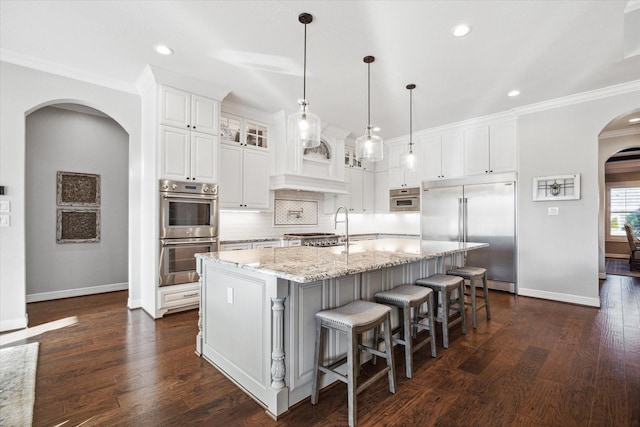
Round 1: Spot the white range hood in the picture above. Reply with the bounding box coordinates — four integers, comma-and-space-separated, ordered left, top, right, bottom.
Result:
270, 173, 348, 194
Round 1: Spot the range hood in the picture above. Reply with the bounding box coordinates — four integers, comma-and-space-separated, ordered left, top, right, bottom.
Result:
270, 173, 348, 194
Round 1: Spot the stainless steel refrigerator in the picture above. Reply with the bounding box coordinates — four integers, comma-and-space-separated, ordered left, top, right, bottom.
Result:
421, 172, 517, 292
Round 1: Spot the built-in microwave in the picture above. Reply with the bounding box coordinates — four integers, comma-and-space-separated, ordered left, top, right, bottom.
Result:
389, 187, 420, 212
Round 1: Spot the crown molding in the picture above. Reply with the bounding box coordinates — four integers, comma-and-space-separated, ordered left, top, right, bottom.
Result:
0, 48, 137, 94
514, 80, 640, 116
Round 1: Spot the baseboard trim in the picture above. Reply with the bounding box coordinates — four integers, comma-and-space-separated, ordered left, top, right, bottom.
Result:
128, 298, 142, 309
518, 287, 600, 308
26, 282, 129, 303
0, 316, 28, 332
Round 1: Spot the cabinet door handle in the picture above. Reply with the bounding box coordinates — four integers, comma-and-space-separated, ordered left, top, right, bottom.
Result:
183, 293, 198, 298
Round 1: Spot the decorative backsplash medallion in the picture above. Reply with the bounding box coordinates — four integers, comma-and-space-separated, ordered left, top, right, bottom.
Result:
274, 199, 318, 226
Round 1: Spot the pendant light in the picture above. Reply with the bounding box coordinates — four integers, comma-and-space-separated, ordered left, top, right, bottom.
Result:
355, 56, 383, 162
287, 13, 321, 149
400, 84, 417, 171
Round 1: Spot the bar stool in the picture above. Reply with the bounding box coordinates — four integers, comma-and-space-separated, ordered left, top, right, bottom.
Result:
415, 274, 467, 348
373, 284, 437, 378
311, 300, 396, 427
447, 266, 491, 329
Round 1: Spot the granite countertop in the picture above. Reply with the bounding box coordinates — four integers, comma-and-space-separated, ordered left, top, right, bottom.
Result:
197, 239, 488, 283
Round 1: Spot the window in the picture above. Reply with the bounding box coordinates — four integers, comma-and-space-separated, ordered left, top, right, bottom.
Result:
607, 182, 640, 239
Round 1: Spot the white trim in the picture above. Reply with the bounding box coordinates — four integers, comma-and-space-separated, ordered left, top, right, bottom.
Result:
26, 282, 129, 303
599, 127, 640, 139
514, 80, 640, 116
128, 298, 142, 309
518, 287, 600, 308
0, 316, 28, 332
605, 180, 640, 241
626, 0, 640, 13
0, 48, 137, 94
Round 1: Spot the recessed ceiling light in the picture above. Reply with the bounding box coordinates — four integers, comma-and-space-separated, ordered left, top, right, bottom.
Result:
155, 45, 174, 56
508, 90, 520, 97
452, 24, 472, 37
629, 117, 640, 123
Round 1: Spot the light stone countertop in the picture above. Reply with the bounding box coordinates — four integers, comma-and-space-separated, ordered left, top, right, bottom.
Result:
197, 239, 488, 283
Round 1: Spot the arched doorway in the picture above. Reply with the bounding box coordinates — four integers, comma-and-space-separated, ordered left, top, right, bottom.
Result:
598, 109, 640, 278
25, 103, 129, 302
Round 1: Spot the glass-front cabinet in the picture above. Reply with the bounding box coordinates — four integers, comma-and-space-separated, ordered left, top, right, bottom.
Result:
220, 113, 269, 150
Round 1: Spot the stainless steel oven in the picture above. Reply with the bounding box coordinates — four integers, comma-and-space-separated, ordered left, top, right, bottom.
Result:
390, 187, 420, 212
159, 180, 219, 287
160, 180, 218, 239
159, 237, 218, 286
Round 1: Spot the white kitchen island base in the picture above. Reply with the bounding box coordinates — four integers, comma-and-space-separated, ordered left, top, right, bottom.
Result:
195, 239, 487, 418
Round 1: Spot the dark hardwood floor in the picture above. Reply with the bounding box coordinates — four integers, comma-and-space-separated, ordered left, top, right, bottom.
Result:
4, 275, 639, 426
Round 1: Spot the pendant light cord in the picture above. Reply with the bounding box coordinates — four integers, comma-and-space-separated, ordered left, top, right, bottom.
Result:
303, 22, 307, 101
406, 83, 416, 152
367, 61, 371, 127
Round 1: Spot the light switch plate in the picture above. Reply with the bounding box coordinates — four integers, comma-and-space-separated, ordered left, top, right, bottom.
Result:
548, 207, 559, 216
227, 287, 234, 304
0, 201, 9, 213
0, 214, 10, 227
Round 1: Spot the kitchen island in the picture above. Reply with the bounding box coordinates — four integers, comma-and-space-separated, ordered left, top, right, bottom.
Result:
195, 239, 487, 418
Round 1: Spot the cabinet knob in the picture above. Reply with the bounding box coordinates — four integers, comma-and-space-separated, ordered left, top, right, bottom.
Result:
186, 177, 190, 180
187, 125, 191, 128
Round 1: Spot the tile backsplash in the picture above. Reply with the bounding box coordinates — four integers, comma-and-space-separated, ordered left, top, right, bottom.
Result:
218, 190, 420, 240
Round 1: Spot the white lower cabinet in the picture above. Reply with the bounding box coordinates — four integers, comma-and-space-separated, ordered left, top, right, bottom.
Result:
252, 240, 281, 249
219, 142, 270, 209
220, 242, 253, 251
158, 282, 200, 316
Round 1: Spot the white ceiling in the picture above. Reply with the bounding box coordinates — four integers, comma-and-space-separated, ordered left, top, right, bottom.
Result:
1, 1, 639, 139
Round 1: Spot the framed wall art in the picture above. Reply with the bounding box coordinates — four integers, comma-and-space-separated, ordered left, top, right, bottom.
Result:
57, 171, 101, 207
56, 208, 101, 243
533, 174, 581, 201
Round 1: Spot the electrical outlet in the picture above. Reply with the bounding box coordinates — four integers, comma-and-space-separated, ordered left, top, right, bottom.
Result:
0, 201, 9, 213
548, 207, 559, 216
0, 214, 10, 227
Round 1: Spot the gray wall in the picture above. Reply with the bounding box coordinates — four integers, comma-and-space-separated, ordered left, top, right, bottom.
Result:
517, 92, 639, 306
25, 106, 128, 300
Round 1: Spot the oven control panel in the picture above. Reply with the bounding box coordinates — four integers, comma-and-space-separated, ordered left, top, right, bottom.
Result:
160, 179, 217, 195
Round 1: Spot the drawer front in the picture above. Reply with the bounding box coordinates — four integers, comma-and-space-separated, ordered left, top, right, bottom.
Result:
160, 288, 200, 309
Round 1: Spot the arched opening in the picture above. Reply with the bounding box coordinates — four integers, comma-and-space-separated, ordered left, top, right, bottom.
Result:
25, 102, 129, 303
598, 109, 640, 278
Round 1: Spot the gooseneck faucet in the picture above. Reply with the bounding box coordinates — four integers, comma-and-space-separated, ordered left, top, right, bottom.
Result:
334, 206, 349, 249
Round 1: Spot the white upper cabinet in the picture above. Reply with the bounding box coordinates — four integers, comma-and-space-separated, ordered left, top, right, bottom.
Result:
388, 142, 421, 189
488, 121, 518, 173
159, 126, 218, 182
218, 112, 270, 210
464, 121, 517, 175
160, 86, 218, 135
219, 142, 270, 209
421, 132, 463, 181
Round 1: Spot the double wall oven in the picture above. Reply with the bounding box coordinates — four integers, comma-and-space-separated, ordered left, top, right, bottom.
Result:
159, 180, 218, 287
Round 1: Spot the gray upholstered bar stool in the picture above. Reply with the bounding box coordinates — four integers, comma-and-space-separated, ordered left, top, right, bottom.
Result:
415, 274, 467, 348
311, 300, 396, 427
373, 284, 437, 378
447, 266, 491, 329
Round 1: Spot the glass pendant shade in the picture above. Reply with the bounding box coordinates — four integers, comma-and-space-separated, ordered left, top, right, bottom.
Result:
356, 126, 383, 162
355, 56, 383, 162
400, 83, 417, 171
288, 100, 321, 148
400, 149, 416, 171
288, 13, 321, 149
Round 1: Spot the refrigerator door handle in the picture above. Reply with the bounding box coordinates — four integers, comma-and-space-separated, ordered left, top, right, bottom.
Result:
463, 197, 468, 243
458, 198, 463, 242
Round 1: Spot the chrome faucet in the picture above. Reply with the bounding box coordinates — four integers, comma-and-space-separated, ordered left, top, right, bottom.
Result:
334, 206, 349, 249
